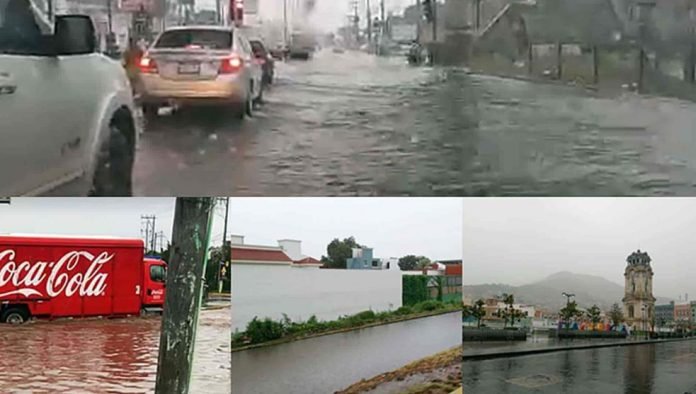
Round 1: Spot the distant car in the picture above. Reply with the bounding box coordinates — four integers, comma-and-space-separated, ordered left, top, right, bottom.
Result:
288, 33, 315, 60
138, 25, 263, 119
269, 45, 286, 60
0, 7, 137, 196
249, 39, 275, 86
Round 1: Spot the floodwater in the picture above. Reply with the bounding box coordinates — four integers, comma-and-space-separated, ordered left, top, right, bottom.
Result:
462, 338, 696, 393
463, 331, 641, 357
0, 306, 230, 393
135, 49, 696, 196
230, 311, 462, 394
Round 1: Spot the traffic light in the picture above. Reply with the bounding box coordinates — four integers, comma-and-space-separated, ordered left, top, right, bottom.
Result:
423, 0, 433, 22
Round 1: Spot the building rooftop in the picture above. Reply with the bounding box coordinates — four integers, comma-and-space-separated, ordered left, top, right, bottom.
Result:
231, 245, 292, 264
294, 257, 323, 266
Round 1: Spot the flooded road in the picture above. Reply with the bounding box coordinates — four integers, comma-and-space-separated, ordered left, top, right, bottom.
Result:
230, 311, 461, 394
134, 49, 696, 196
463, 332, 643, 357
0, 306, 229, 393
462, 338, 696, 393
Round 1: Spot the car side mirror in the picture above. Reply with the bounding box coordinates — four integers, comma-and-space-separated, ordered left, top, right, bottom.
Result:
54, 15, 97, 56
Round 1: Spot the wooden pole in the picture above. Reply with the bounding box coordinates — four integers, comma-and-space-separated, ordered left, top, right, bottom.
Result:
527, 44, 533, 74
155, 198, 215, 394
638, 47, 645, 93
556, 42, 562, 80
593, 46, 599, 85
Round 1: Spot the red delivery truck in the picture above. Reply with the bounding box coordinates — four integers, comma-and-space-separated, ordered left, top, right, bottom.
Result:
0, 235, 167, 324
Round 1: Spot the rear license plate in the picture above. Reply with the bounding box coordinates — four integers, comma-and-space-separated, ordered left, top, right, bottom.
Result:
178, 63, 200, 74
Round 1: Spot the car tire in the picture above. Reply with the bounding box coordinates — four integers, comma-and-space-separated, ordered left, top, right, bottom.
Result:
245, 86, 254, 117
89, 119, 134, 197
1, 307, 29, 324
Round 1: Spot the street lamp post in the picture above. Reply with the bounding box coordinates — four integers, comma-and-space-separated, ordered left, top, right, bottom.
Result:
561, 292, 575, 332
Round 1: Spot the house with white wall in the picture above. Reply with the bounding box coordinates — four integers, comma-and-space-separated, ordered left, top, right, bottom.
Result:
231, 236, 402, 332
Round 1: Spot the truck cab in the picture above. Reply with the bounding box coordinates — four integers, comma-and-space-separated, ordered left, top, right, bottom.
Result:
142, 258, 167, 308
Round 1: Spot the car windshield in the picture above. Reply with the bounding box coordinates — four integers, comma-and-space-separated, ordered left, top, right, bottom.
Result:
155, 29, 232, 50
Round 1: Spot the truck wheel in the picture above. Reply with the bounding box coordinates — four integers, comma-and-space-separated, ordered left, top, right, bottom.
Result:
89, 117, 134, 196
1, 307, 29, 324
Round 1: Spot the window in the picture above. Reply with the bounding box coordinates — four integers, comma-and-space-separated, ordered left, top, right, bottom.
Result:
250, 40, 266, 56
0, 0, 48, 55
150, 265, 167, 283
155, 29, 232, 50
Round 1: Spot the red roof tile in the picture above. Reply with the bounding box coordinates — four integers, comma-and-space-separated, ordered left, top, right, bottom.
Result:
294, 257, 322, 265
232, 247, 292, 263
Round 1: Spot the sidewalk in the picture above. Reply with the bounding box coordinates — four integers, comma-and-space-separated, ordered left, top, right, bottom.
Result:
463, 336, 696, 361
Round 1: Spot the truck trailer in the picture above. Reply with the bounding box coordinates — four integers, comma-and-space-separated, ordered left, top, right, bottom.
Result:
0, 235, 167, 324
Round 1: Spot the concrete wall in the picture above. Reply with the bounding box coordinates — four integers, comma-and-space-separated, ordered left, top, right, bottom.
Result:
231, 264, 402, 332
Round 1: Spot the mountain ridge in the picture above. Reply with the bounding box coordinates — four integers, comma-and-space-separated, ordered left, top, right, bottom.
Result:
464, 271, 672, 311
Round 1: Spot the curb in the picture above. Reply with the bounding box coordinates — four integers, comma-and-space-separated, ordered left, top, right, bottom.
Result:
232, 310, 462, 353
462, 336, 696, 361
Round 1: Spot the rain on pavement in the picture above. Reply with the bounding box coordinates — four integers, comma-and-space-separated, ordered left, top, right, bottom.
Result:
0, 306, 230, 393
134, 49, 696, 196
462, 339, 696, 393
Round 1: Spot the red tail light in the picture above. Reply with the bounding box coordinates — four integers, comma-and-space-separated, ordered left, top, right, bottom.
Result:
139, 56, 158, 74
220, 54, 244, 74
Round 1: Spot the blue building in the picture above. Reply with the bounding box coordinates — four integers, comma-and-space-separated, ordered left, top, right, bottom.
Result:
346, 248, 376, 270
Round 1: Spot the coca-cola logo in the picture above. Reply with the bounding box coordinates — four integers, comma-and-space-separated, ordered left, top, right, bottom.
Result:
0, 250, 112, 298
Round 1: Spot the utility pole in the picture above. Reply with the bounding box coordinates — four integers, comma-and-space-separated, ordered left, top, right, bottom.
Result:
155, 198, 215, 394
216, 0, 222, 24
431, 0, 437, 42
416, 0, 421, 43
367, 0, 372, 50
284, 0, 288, 47
217, 197, 230, 294
475, 0, 481, 32
141, 215, 157, 253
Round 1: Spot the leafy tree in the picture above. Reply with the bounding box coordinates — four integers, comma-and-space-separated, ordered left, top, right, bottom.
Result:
398, 255, 419, 271
321, 237, 362, 269
416, 256, 432, 270
469, 299, 486, 328
495, 293, 526, 328
586, 304, 602, 329
609, 303, 624, 326
559, 300, 583, 325
206, 242, 231, 293
398, 255, 432, 271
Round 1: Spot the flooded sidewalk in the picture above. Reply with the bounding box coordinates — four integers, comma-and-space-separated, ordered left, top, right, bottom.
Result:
0, 305, 230, 393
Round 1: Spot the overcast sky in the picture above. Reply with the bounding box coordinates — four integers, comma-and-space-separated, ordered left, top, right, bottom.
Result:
230, 198, 462, 261
463, 198, 696, 299
0, 197, 461, 261
197, 0, 417, 31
